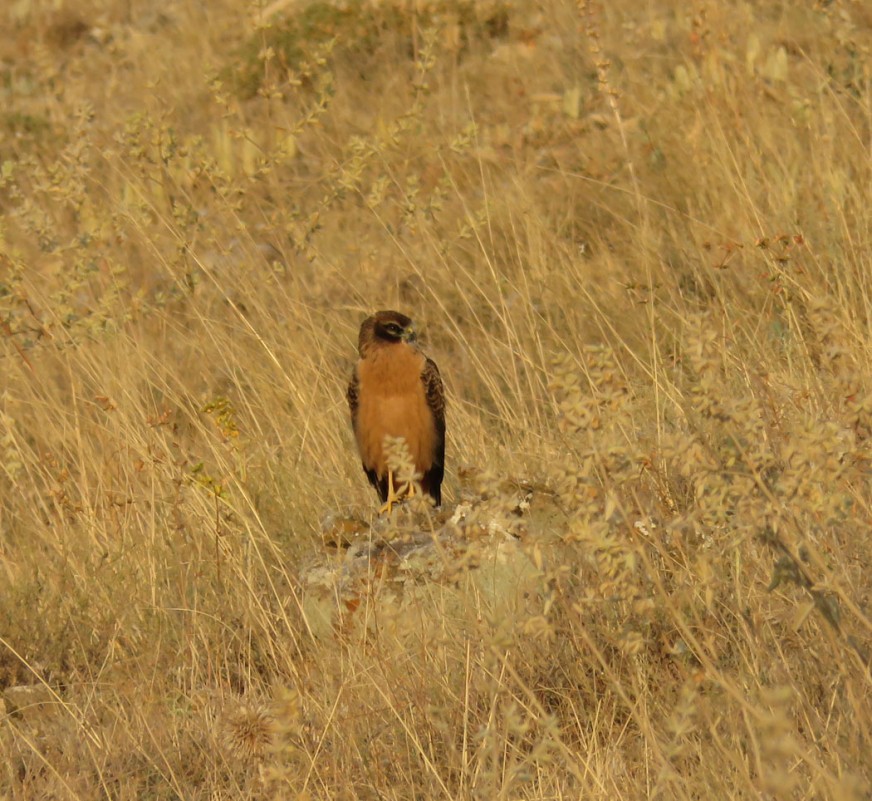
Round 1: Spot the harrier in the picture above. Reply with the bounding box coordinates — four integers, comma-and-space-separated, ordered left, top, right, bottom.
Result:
347, 310, 445, 513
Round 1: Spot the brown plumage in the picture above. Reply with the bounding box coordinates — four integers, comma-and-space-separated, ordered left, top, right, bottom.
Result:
347, 310, 445, 510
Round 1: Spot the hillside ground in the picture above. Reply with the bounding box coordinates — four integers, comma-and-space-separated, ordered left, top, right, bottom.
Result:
1, 0, 871, 798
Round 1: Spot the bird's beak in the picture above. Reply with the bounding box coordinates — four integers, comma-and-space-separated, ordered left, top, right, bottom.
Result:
403, 327, 417, 343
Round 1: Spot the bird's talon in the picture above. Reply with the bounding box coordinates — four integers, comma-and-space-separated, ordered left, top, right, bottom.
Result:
378, 470, 403, 516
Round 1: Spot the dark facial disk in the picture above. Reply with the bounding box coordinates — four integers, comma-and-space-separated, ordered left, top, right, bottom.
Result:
358, 310, 416, 355
375, 311, 414, 343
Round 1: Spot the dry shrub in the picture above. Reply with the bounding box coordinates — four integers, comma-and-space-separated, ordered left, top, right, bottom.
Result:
1, 0, 870, 798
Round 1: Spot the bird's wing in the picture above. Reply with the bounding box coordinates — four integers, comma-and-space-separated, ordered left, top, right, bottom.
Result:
348, 364, 384, 499
421, 357, 445, 504
347, 367, 360, 432
422, 358, 445, 440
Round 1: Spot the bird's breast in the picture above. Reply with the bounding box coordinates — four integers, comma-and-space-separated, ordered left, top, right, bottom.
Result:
354, 345, 436, 476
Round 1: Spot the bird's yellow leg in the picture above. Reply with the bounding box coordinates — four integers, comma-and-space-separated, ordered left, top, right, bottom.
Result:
378, 470, 402, 515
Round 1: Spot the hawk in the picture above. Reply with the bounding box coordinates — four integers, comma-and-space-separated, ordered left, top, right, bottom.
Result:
347, 310, 445, 513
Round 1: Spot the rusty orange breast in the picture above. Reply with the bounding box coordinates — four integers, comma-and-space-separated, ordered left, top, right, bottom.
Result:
354, 344, 436, 478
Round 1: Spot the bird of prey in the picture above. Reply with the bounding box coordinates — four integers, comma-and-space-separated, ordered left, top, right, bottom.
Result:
347, 310, 445, 513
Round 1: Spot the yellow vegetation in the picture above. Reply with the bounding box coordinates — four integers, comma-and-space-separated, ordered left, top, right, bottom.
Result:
1, 0, 870, 797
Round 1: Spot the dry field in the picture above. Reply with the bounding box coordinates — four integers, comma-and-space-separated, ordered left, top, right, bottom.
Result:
1, 0, 871, 798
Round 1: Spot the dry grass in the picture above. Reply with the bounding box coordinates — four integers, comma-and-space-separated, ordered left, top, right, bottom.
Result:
1, 0, 871, 797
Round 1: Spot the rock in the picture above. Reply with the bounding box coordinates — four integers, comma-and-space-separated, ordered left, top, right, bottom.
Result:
300, 481, 561, 640
3, 684, 56, 720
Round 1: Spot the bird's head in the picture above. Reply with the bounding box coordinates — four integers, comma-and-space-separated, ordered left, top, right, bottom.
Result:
359, 310, 416, 355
